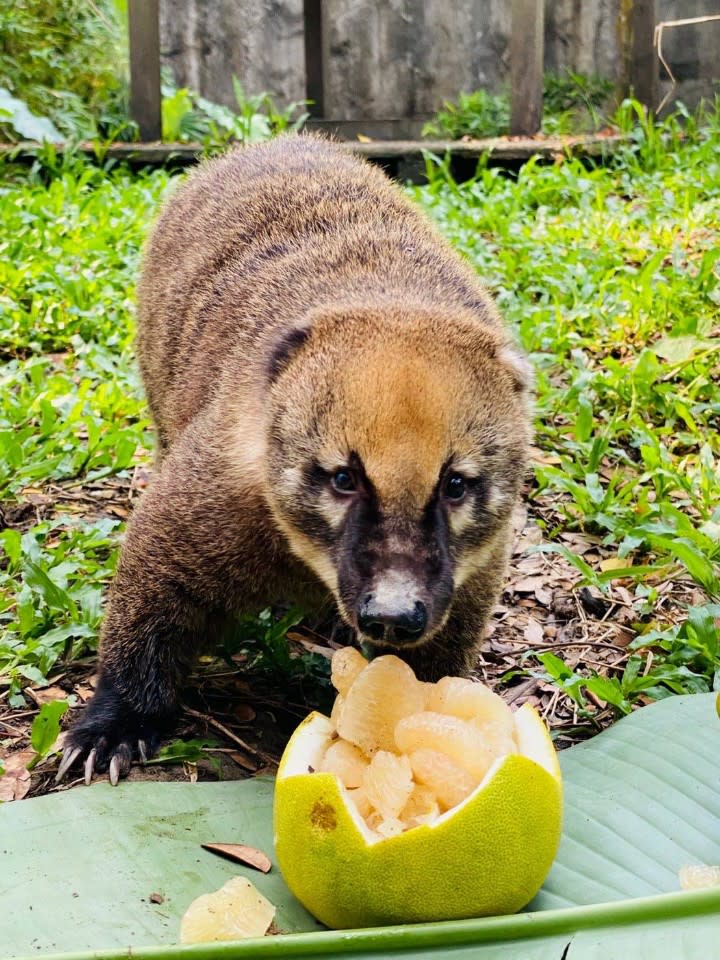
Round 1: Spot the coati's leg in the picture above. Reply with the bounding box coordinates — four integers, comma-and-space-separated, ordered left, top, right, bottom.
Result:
55, 509, 213, 783
57, 573, 209, 784
56, 432, 271, 784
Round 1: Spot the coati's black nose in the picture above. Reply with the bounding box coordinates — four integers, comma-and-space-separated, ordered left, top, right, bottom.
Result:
357, 597, 428, 644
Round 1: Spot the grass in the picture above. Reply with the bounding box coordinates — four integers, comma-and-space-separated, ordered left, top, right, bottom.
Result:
0, 158, 167, 703
0, 102, 718, 729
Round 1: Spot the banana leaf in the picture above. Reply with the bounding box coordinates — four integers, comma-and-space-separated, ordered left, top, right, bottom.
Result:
1, 692, 718, 959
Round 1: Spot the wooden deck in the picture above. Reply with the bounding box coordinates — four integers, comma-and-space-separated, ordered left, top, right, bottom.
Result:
0, 133, 625, 181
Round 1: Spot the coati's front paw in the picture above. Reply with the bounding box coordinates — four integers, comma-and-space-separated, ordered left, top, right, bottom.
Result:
56, 686, 169, 786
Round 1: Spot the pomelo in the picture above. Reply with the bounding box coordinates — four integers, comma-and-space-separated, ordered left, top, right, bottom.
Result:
273, 652, 562, 929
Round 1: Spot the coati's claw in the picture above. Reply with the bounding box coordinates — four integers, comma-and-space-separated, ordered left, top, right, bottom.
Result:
109, 755, 120, 786
61, 684, 166, 785
55, 746, 82, 783
84, 748, 97, 785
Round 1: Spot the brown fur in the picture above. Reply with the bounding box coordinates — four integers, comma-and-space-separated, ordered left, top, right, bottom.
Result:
63, 134, 532, 775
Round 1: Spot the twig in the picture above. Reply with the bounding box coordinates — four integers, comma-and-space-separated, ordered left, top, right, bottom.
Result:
86, 0, 115, 31
0, 719, 24, 735
654, 16, 720, 113
504, 678, 539, 705
511, 638, 628, 651
181, 705, 276, 765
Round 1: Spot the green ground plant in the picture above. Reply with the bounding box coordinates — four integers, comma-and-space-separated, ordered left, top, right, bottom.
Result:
422, 70, 615, 139
0, 101, 718, 722
0, 2, 306, 147
0, 0, 129, 141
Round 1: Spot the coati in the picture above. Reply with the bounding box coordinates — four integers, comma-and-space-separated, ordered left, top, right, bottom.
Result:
58, 135, 532, 784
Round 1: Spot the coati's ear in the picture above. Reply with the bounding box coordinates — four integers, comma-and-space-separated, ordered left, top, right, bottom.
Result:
499, 343, 534, 394
266, 324, 312, 382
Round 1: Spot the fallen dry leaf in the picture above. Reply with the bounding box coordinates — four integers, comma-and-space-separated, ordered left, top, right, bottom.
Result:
0, 749, 35, 801
523, 617, 545, 645
202, 843, 272, 873
232, 703, 257, 724
229, 751, 259, 772
511, 576, 547, 594
25, 685, 69, 706
600, 557, 630, 572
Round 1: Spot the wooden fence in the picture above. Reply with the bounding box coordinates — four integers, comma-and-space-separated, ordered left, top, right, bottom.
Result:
128, 0, 683, 143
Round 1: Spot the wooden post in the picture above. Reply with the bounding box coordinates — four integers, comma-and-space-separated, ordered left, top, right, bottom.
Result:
128, 0, 162, 141
630, 0, 658, 111
303, 0, 325, 118
510, 0, 544, 136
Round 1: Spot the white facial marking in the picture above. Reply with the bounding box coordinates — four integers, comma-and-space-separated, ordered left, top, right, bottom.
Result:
448, 502, 474, 535
452, 457, 481, 479
279, 466, 303, 496
371, 569, 421, 610
317, 492, 352, 530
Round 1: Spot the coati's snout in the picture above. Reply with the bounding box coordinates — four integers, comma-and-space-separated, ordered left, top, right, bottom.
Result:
335, 500, 455, 647
262, 306, 532, 650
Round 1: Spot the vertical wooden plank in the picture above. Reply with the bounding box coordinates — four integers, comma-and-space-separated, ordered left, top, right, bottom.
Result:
304, 0, 325, 118
630, 0, 658, 110
510, 0, 545, 136
129, 0, 161, 141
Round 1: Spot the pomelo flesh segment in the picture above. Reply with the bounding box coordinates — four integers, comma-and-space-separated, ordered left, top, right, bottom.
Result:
362, 750, 414, 819
330, 694, 344, 729
331, 646, 368, 697
347, 785, 373, 818
408, 747, 477, 810
337, 655, 425, 755
373, 816, 405, 838
428, 676, 514, 733
400, 784, 441, 827
394, 711, 496, 782
471, 719, 518, 759
320, 739, 368, 788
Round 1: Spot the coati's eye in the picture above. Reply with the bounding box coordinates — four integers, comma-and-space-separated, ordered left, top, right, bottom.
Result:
444, 473, 467, 503
331, 469, 356, 494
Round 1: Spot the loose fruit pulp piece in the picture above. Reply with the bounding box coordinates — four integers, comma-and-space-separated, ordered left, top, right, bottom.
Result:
394, 711, 496, 782
408, 747, 477, 810
320, 739, 368, 788
679, 864, 720, 890
180, 876, 275, 943
362, 751, 414, 819
337, 655, 425, 755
